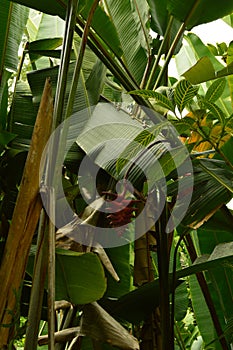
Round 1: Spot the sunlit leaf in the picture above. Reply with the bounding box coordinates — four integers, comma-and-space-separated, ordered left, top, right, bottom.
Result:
129, 89, 175, 112
174, 79, 199, 113
205, 78, 226, 102
116, 122, 170, 174
183, 56, 216, 84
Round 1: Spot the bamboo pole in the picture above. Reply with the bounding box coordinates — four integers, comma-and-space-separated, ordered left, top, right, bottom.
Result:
0, 78, 53, 347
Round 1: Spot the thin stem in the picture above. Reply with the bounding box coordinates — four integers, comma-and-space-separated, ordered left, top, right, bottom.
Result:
24, 211, 48, 350
170, 229, 190, 345
153, 22, 186, 90
64, 0, 101, 122
146, 16, 174, 90
154, 0, 204, 90
53, 0, 79, 129
174, 321, 186, 350
48, 188, 56, 350
74, 21, 158, 118
156, 203, 173, 350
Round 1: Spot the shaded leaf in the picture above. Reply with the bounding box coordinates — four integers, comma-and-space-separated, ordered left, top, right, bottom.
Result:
202, 100, 226, 125
102, 242, 233, 323
81, 302, 139, 349
167, 0, 233, 30
28, 37, 63, 62
0, 1, 29, 74
55, 250, 106, 304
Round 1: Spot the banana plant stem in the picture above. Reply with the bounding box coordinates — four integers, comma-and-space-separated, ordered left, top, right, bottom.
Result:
146, 16, 174, 90
153, 22, 186, 91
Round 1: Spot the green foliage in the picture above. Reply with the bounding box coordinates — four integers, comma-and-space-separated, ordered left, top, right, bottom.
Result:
129, 89, 175, 112
174, 79, 199, 113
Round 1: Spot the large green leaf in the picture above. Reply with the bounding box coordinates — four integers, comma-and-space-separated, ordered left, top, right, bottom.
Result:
76, 103, 143, 170
56, 250, 106, 304
28, 38, 63, 63
9, 80, 36, 142
0, 1, 29, 130
167, 0, 233, 30
10, 43, 106, 149
80, 0, 123, 58
102, 241, 233, 323
0, 1, 29, 74
104, 245, 132, 298
7, 0, 66, 18
183, 57, 233, 84
27, 248, 107, 304
30, 12, 65, 40
9, 0, 123, 60
189, 273, 221, 349
197, 228, 233, 325
147, 0, 170, 36
103, 0, 148, 83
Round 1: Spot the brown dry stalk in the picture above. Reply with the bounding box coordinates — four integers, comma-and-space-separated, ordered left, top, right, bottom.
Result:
0, 78, 53, 347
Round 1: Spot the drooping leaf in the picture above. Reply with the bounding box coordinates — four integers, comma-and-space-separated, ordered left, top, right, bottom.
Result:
28, 38, 63, 62
169, 159, 233, 228
197, 229, 233, 332
27, 248, 107, 305
167, 0, 233, 30
189, 273, 221, 349
104, 245, 132, 298
174, 79, 199, 113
